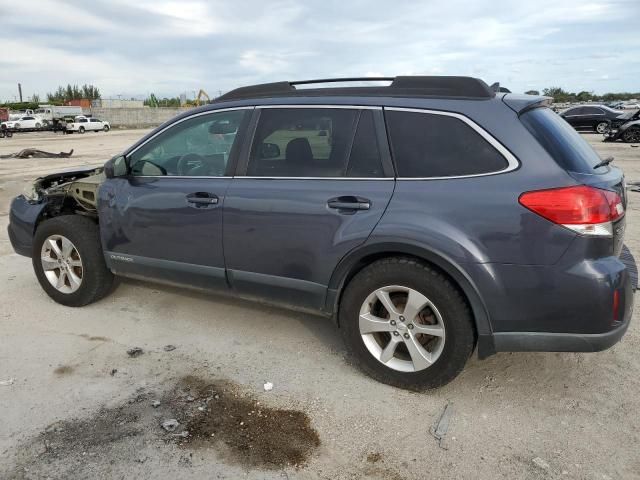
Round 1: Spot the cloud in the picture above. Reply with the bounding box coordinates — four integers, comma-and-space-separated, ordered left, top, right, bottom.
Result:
0, 0, 638, 101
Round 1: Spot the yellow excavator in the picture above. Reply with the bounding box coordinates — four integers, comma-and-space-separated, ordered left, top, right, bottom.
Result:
195, 89, 211, 106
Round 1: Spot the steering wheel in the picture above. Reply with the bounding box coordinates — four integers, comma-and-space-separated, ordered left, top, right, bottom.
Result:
177, 153, 205, 176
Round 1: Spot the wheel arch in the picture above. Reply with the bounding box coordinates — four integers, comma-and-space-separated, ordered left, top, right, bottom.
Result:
326, 241, 496, 358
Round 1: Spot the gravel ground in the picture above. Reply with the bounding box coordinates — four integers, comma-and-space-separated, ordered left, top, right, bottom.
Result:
1, 129, 639, 480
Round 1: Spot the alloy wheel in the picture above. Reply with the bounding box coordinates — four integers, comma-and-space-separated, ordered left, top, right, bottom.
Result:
40, 235, 84, 293
359, 285, 446, 372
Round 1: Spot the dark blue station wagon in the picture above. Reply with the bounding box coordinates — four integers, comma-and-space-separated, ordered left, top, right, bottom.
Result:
8, 77, 634, 389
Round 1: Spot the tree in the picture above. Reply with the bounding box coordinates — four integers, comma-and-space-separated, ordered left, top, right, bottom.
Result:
524, 90, 539, 96
542, 87, 573, 102
144, 93, 181, 107
46, 84, 101, 104
30, 93, 40, 103
575, 91, 594, 102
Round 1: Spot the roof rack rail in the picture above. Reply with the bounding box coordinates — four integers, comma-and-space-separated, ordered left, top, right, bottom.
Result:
216, 76, 494, 102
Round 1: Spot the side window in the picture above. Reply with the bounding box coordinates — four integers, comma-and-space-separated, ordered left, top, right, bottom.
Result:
247, 108, 358, 177
584, 107, 604, 115
129, 110, 247, 177
346, 110, 384, 178
565, 107, 583, 116
386, 110, 509, 178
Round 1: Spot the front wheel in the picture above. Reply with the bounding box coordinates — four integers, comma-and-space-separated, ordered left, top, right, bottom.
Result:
339, 257, 476, 390
35, 123, 42, 129
103, 125, 110, 132
595, 121, 610, 134
32, 216, 115, 307
622, 127, 640, 143
78, 126, 85, 134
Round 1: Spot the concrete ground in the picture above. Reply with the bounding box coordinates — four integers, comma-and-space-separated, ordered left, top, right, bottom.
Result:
1, 129, 639, 480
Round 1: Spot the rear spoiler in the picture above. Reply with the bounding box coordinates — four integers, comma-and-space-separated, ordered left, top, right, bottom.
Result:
501, 93, 552, 115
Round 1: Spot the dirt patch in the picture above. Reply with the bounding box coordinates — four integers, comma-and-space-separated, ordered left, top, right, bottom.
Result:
169, 376, 320, 469
79, 334, 110, 342
53, 365, 74, 375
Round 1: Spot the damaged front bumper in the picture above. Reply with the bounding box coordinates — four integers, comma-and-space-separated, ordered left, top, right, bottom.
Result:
8, 195, 47, 257
8, 166, 105, 258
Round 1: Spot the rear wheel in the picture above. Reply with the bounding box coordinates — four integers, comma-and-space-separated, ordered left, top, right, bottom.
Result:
79, 126, 85, 134
35, 122, 42, 129
339, 257, 476, 390
32, 216, 114, 307
595, 121, 610, 134
622, 127, 640, 143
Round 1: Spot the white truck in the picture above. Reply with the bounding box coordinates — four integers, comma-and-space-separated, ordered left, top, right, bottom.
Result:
34, 105, 83, 131
66, 116, 111, 134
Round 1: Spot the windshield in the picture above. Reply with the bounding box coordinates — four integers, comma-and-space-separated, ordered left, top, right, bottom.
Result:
521, 107, 606, 174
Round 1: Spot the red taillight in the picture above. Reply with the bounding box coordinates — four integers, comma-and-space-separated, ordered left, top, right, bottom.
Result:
613, 289, 620, 323
519, 185, 623, 235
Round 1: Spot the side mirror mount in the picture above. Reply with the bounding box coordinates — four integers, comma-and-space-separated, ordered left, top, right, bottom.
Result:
260, 142, 281, 159
104, 155, 128, 179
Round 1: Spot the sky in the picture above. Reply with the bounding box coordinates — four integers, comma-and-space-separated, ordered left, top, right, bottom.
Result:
0, 0, 638, 102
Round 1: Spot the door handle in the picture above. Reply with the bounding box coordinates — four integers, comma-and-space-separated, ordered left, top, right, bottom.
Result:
327, 196, 371, 211
186, 193, 219, 206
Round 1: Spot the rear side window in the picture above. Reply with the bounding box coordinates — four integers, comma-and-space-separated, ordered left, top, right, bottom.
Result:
385, 110, 508, 177
247, 108, 358, 177
583, 107, 604, 115
521, 107, 605, 174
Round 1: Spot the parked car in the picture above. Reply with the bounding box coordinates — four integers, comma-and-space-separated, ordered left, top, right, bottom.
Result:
2, 116, 43, 130
8, 76, 634, 390
66, 116, 110, 134
560, 105, 626, 133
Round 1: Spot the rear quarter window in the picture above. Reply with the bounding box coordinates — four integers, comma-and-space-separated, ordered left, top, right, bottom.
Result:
521, 107, 605, 174
385, 110, 509, 177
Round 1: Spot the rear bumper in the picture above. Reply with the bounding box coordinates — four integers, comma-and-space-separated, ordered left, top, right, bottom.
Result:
492, 309, 631, 353
474, 246, 636, 356
8, 195, 46, 257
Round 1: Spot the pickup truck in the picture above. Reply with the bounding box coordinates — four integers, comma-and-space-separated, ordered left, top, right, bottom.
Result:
66, 116, 110, 134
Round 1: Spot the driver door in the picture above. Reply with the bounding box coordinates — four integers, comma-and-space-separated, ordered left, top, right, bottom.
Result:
98, 108, 251, 290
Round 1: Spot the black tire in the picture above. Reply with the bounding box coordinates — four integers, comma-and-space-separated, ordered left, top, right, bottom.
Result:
14, 123, 20, 129
6, 130, 12, 138
595, 121, 610, 134
622, 127, 640, 143
79, 126, 85, 134
339, 257, 476, 390
0, 131, 4, 138
35, 122, 42, 129
32, 216, 114, 307
103, 125, 110, 132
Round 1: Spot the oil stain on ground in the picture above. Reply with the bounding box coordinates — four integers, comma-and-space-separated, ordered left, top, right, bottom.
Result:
168, 376, 321, 469
4, 376, 319, 478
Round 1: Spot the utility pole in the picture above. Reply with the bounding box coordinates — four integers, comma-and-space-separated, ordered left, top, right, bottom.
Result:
18, 83, 23, 102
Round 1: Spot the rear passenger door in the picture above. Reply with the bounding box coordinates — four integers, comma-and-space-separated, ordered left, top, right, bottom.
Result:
223, 106, 394, 311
